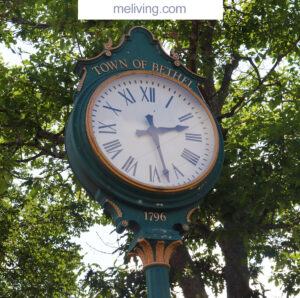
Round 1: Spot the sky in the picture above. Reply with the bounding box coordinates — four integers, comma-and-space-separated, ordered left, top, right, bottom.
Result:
0, 40, 286, 298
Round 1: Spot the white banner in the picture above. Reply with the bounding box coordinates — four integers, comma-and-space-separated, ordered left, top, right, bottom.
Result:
78, 0, 223, 20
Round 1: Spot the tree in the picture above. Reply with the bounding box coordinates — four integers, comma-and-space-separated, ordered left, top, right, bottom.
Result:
0, 0, 299, 297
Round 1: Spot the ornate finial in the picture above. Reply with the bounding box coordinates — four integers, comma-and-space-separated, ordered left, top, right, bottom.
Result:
170, 48, 180, 67
104, 37, 113, 57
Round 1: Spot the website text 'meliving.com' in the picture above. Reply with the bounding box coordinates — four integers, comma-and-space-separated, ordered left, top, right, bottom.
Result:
113, 3, 187, 17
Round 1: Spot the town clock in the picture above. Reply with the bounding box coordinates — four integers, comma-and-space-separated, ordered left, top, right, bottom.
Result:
66, 28, 225, 297
86, 71, 219, 192
66, 26, 224, 224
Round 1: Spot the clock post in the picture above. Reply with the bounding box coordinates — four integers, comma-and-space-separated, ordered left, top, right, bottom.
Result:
66, 26, 224, 297
129, 239, 182, 298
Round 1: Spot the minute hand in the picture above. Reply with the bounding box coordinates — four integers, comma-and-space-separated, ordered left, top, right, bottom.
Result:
156, 125, 189, 134
150, 132, 170, 182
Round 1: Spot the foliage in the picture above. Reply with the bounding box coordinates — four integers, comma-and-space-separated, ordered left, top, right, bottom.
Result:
80, 264, 146, 297
0, 177, 99, 297
0, 0, 299, 297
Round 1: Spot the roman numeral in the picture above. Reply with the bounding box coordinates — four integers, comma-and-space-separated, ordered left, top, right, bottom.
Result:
178, 113, 193, 122
149, 165, 161, 183
103, 139, 123, 159
98, 121, 117, 134
140, 87, 155, 102
103, 101, 122, 116
118, 88, 136, 105
181, 148, 200, 166
172, 164, 184, 179
165, 96, 174, 108
185, 133, 202, 142
122, 156, 138, 176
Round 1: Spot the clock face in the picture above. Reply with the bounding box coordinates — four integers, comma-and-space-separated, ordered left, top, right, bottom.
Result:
86, 71, 219, 192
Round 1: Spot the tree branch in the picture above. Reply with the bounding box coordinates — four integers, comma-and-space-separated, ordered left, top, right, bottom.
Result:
166, 31, 187, 57
220, 36, 300, 119
1, 139, 65, 160
187, 221, 215, 241
260, 219, 300, 232
16, 151, 44, 163
217, 55, 241, 107
219, 95, 246, 120
7, 17, 51, 29
34, 143, 65, 159
244, 57, 262, 84
36, 127, 65, 145
264, 36, 300, 81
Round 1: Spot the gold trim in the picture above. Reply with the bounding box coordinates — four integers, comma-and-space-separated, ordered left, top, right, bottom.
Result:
104, 38, 113, 57
77, 26, 205, 82
86, 70, 220, 193
155, 241, 165, 263
171, 48, 181, 67
136, 247, 147, 263
128, 239, 182, 269
128, 252, 137, 258
164, 240, 182, 263
121, 220, 128, 227
77, 67, 87, 91
186, 206, 200, 223
144, 262, 170, 268
104, 37, 113, 50
105, 200, 122, 218
138, 239, 154, 266
183, 224, 190, 231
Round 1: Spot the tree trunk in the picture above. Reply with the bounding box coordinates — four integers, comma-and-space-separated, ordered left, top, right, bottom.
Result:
188, 20, 201, 73
170, 244, 208, 298
218, 229, 253, 298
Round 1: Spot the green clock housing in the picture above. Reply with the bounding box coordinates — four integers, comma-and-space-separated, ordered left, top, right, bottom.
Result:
65, 27, 224, 244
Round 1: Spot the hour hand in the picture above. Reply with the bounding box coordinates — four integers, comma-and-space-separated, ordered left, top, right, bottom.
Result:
136, 129, 149, 137
157, 125, 189, 134
145, 114, 154, 126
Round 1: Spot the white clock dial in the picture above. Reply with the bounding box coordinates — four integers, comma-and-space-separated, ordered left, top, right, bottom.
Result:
86, 71, 219, 192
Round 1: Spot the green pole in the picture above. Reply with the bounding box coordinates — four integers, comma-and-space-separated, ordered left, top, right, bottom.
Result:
145, 264, 171, 298
129, 239, 182, 298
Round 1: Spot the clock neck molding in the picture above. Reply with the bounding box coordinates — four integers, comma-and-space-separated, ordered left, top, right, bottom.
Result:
66, 26, 224, 293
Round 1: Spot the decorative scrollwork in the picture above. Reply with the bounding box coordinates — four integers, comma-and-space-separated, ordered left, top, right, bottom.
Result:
186, 206, 200, 223
104, 37, 113, 57
105, 199, 122, 218
77, 67, 87, 91
128, 239, 182, 269
170, 48, 181, 67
